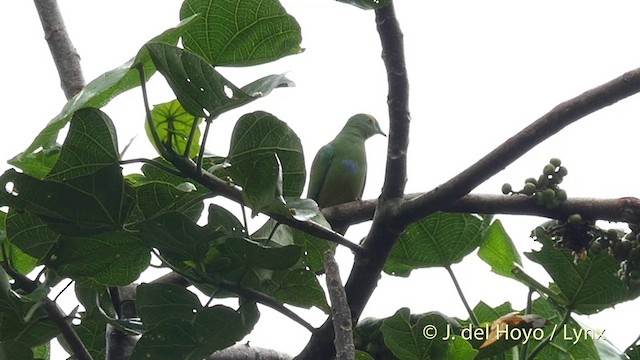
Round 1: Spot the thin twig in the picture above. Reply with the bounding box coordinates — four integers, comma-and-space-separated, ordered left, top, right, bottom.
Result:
119, 158, 185, 177
526, 307, 572, 359
324, 250, 354, 360
445, 265, 478, 327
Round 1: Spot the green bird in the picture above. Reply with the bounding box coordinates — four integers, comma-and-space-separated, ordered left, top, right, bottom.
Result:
307, 113, 386, 234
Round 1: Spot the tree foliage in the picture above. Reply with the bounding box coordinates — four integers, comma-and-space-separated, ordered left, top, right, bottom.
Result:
2, 0, 640, 359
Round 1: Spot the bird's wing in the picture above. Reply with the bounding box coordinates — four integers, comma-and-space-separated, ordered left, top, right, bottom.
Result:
307, 143, 335, 203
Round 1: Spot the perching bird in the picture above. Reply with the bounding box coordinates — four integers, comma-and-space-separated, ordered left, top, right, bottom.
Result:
307, 113, 386, 234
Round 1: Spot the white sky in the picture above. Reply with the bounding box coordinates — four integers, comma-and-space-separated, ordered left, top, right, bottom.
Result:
2, 1, 640, 358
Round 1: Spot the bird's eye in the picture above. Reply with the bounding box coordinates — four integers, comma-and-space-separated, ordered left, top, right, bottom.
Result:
368, 118, 373, 124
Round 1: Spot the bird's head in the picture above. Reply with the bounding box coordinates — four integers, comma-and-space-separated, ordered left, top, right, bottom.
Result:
341, 113, 386, 139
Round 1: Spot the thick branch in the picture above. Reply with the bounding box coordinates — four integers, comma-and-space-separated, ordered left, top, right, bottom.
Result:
322, 194, 640, 228
298, 2, 411, 358
400, 67, 640, 225
33, 0, 85, 98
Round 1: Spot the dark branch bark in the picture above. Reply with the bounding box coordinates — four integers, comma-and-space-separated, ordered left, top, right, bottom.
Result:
33, 0, 85, 98
162, 152, 365, 254
324, 251, 354, 360
298, 2, 412, 358
322, 194, 640, 228
400, 67, 640, 226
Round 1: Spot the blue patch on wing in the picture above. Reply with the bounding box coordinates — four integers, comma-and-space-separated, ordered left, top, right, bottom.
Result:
341, 159, 359, 173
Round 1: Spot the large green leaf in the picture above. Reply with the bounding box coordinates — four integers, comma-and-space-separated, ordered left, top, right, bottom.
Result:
136, 212, 220, 266
10, 16, 198, 172
521, 297, 600, 359
146, 44, 294, 119
477, 220, 522, 280
137, 283, 202, 330
145, 99, 202, 158
380, 308, 467, 360
0, 166, 132, 233
131, 304, 252, 360
526, 227, 640, 314
0, 341, 34, 360
6, 210, 60, 262
385, 213, 490, 277
262, 268, 329, 312
228, 152, 284, 216
0, 211, 38, 274
47, 231, 150, 287
222, 238, 302, 270
129, 180, 205, 222
228, 111, 305, 198
46, 108, 119, 181
252, 212, 333, 274
74, 310, 107, 360
180, 0, 302, 66
1, 109, 132, 234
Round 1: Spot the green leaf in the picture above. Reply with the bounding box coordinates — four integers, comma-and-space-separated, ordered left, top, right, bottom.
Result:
355, 350, 375, 360
131, 305, 251, 360
7, 143, 60, 180
0, 210, 38, 274
47, 231, 150, 287
252, 213, 333, 273
180, 0, 302, 66
0, 341, 34, 360
137, 283, 202, 330
0, 165, 132, 234
74, 310, 107, 360
222, 238, 302, 270
522, 297, 600, 359
228, 111, 306, 198
146, 43, 251, 118
137, 212, 220, 265
385, 213, 490, 277
526, 226, 640, 314
10, 16, 198, 170
46, 108, 119, 181
145, 99, 202, 158
228, 152, 284, 216
130, 180, 205, 222
262, 268, 329, 312
206, 204, 244, 236
0, 302, 59, 347
380, 308, 451, 360
337, 0, 389, 10
478, 220, 522, 279
6, 210, 60, 262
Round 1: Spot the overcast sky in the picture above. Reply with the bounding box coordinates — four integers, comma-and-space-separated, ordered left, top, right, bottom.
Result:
2, 1, 640, 357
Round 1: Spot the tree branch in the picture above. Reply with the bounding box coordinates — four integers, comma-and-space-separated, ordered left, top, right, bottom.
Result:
322, 194, 640, 227
33, 0, 85, 98
162, 151, 365, 254
298, 2, 412, 358
324, 250, 354, 360
400, 67, 640, 225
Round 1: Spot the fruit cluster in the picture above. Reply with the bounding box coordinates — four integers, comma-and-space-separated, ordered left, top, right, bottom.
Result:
502, 158, 568, 209
540, 217, 640, 288
591, 224, 640, 288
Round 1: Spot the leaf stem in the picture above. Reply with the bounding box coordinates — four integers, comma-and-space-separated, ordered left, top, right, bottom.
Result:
526, 307, 572, 359
196, 118, 214, 174
445, 265, 479, 326
183, 115, 200, 158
